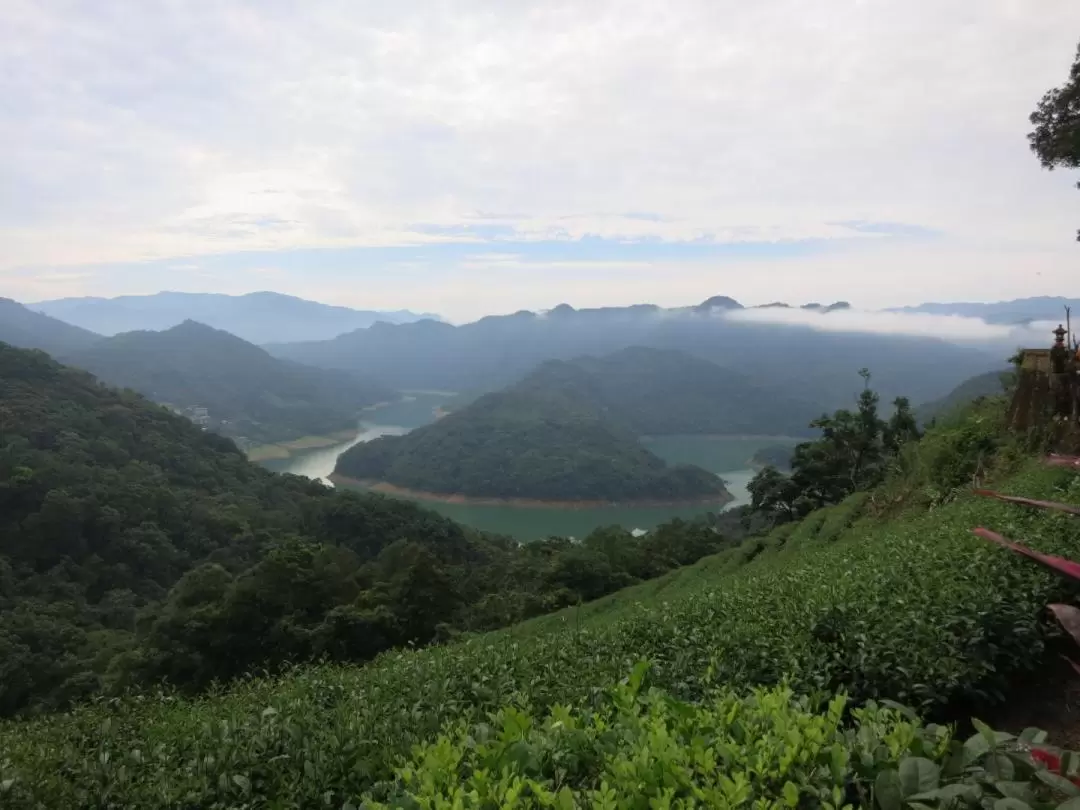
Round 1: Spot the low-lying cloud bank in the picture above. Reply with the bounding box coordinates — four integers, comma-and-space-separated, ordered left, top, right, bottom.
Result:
723, 306, 1048, 345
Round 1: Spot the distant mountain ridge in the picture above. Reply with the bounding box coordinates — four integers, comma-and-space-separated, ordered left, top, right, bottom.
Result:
889, 296, 1080, 325
63, 320, 394, 445
0, 298, 102, 355
268, 294, 1002, 410
30, 291, 440, 344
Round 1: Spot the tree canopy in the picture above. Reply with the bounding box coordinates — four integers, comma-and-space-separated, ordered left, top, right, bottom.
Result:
1029, 40, 1080, 239
0, 341, 747, 715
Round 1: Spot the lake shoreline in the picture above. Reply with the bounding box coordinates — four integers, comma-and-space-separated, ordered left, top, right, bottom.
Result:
246, 429, 360, 462
330, 474, 735, 510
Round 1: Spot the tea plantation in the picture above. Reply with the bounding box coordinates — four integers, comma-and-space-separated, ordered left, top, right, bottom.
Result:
4, 401, 1080, 807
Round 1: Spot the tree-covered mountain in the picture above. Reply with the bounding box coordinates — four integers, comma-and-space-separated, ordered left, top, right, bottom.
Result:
62, 320, 394, 445
914, 369, 1014, 425
30, 291, 439, 344
0, 341, 747, 716
519, 346, 822, 437
0, 298, 102, 355
336, 354, 733, 503
267, 296, 1002, 410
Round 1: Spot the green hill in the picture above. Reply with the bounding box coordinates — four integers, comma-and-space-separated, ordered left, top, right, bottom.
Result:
62, 320, 395, 445
335, 377, 730, 503
0, 297, 101, 355
523, 346, 823, 436
6, 393, 1080, 807
0, 341, 747, 720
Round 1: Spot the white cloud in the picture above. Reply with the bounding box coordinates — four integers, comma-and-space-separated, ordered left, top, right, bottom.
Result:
2, 0, 1079, 317
723, 306, 1027, 342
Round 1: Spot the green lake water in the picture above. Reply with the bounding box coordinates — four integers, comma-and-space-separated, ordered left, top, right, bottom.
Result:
260, 392, 800, 540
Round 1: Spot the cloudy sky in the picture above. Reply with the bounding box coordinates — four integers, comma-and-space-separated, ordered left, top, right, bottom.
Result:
3, 1, 1079, 322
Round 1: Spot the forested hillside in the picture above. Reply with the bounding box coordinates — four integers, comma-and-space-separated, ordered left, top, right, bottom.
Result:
521, 346, 822, 436
0, 342, 745, 716
62, 320, 394, 445
0, 297, 101, 355
915, 368, 1014, 424
9, 388, 1080, 806
335, 382, 729, 502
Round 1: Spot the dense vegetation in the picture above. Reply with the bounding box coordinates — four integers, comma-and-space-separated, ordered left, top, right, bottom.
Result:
62, 319, 394, 445
915, 369, 1014, 425
0, 297, 101, 355
335, 380, 729, 502
0, 341, 746, 716
5, 391, 1080, 806
748, 371, 921, 524
749, 442, 796, 470
521, 346, 822, 437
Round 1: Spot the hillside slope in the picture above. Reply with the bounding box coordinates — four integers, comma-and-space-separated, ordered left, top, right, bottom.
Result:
0, 297, 101, 355
335, 359, 732, 502
915, 368, 1012, 424
0, 341, 746, 718
7, 396, 1080, 807
523, 346, 822, 436
63, 320, 394, 444
31, 290, 438, 343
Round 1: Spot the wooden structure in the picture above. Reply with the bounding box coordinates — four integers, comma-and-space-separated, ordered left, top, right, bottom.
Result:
1008, 325, 1080, 431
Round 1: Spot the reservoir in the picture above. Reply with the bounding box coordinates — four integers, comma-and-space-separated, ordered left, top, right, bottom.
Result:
260, 392, 799, 540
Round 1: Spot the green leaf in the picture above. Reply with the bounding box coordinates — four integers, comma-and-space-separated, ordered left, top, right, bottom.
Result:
995, 781, 1035, 802
909, 783, 980, 803
1057, 799, 1080, 810
994, 799, 1033, 810
876, 769, 904, 810
231, 774, 250, 792
899, 757, 941, 796
964, 733, 992, 767
987, 753, 1017, 781
784, 781, 800, 808
557, 786, 575, 810
1019, 728, 1049, 746
1036, 770, 1080, 797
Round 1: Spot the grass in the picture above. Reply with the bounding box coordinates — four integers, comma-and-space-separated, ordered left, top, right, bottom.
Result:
5, 399, 1080, 807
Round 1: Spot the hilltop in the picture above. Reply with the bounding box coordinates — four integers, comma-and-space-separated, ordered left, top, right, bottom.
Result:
336, 347, 824, 503
62, 320, 394, 446
0, 297, 101, 355
335, 377, 730, 504
30, 291, 438, 344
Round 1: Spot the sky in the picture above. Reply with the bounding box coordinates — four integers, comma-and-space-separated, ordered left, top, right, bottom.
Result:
3, 1, 1080, 324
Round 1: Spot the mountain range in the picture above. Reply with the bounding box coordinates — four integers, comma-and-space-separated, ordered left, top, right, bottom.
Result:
268, 297, 1005, 410
30, 291, 439, 344
0, 297, 102, 355
62, 320, 393, 445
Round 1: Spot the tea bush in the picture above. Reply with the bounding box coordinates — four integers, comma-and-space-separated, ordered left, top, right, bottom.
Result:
4, 416, 1080, 806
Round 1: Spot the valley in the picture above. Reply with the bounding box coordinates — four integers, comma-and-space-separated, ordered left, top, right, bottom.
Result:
262, 390, 798, 539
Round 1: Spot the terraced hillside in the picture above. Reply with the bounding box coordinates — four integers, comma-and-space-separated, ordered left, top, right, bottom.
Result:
5, 398, 1080, 807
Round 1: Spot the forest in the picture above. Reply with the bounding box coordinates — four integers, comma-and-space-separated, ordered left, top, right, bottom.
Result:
60, 319, 394, 445
0, 341, 746, 715
335, 382, 729, 502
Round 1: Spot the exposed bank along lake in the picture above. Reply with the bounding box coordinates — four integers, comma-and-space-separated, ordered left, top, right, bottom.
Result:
258, 392, 799, 540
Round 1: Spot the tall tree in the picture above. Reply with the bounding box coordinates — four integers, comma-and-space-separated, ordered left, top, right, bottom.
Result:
1029, 40, 1080, 240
